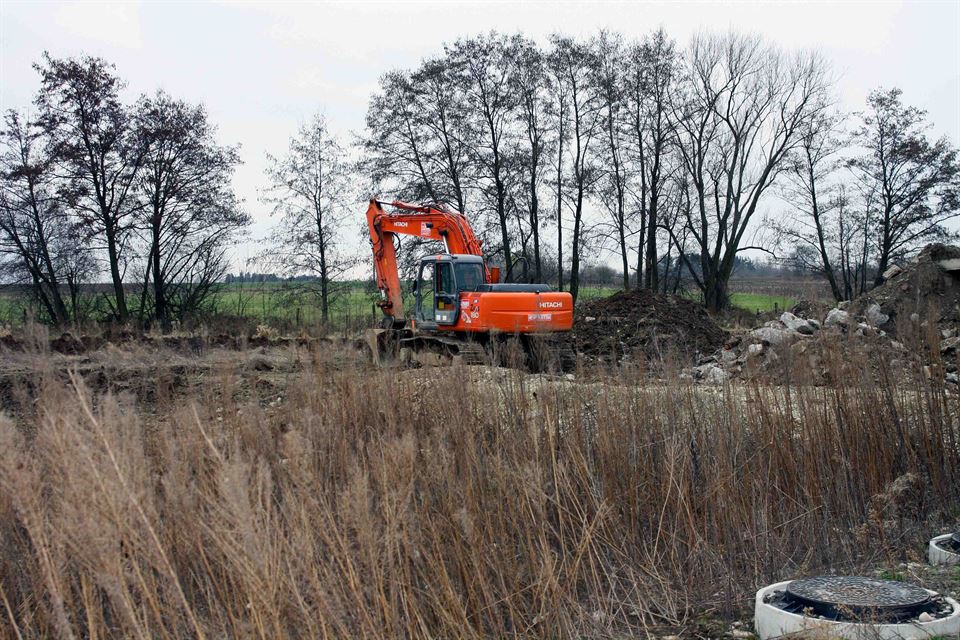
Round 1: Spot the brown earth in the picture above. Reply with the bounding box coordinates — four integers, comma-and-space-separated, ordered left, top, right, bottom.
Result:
573, 288, 727, 364
0, 334, 369, 418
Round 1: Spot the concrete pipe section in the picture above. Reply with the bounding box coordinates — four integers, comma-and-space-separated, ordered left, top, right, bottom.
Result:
928, 532, 960, 566
755, 576, 960, 639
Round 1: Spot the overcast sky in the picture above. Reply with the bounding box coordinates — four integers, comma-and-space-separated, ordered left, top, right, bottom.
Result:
2, 0, 959, 270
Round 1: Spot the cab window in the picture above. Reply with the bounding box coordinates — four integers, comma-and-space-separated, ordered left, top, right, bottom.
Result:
418, 262, 435, 321
453, 263, 484, 292
436, 262, 455, 295
435, 262, 456, 315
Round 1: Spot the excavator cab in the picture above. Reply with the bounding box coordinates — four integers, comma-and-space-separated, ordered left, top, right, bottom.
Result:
414, 254, 486, 328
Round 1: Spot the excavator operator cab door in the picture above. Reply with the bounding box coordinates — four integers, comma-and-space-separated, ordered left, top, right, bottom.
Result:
415, 258, 459, 328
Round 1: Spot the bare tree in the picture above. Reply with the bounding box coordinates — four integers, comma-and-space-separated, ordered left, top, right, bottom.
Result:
512, 36, 552, 283
134, 91, 247, 328
848, 87, 960, 285
591, 31, 631, 290
833, 185, 871, 299
264, 114, 356, 324
547, 43, 571, 292
34, 53, 146, 322
410, 58, 473, 215
0, 110, 90, 324
549, 35, 602, 303
448, 34, 519, 279
364, 71, 443, 205
671, 33, 830, 310
773, 111, 846, 300
364, 65, 473, 211
632, 29, 679, 291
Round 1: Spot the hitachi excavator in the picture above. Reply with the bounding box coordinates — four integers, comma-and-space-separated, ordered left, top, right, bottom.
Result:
365, 199, 575, 370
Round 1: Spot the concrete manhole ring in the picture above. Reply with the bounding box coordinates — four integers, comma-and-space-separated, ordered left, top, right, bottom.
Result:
755, 579, 960, 640
784, 576, 932, 619
929, 532, 960, 566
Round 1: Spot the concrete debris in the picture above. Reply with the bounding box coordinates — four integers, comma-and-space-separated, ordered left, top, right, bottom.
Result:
883, 264, 903, 279
824, 308, 850, 327
865, 303, 890, 328
695, 363, 730, 384
937, 258, 960, 271
751, 326, 794, 346
779, 312, 818, 335
684, 244, 960, 387
941, 336, 960, 353
856, 322, 877, 336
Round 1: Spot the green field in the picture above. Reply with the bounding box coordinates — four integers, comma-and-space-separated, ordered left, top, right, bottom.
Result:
726, 292, 796, 313
0, 280, 798, 329
211, 281, 379, 326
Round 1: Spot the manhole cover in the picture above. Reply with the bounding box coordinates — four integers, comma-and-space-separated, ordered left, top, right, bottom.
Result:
785, 576, 932, 621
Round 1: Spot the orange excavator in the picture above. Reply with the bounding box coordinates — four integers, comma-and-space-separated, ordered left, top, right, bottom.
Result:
365, 199, 575, 369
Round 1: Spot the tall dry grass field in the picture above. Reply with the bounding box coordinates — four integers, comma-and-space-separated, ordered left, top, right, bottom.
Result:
0, 341, 957, 638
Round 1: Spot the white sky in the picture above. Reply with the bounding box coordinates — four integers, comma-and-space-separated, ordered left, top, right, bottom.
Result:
2, 0, 959, 272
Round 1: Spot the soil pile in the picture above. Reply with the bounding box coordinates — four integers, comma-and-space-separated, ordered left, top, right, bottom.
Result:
851, 243, 960, 333
573, 288, 727, 363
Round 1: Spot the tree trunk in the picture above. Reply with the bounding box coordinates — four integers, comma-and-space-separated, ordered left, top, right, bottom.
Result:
151, 220, 168, 331
570, 187, 584, 303
618, 225, 629, 291
645, 190, 658, 290
105, 225, 128, 322
530, 175, 542, 282
555, 139, 564, 292
645, 145, 661, 290
497, 182, 512, 282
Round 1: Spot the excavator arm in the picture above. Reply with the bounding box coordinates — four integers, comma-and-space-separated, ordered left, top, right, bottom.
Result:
366, 199, 493, 321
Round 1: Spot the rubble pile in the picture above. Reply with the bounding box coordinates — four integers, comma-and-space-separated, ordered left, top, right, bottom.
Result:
690, 306, 903, 385
573, 288, 727, 365
691, 243, 960, 385
851, 243, 960, 333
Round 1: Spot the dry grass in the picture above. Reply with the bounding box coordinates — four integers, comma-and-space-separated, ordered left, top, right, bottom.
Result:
0, 341, 958, 639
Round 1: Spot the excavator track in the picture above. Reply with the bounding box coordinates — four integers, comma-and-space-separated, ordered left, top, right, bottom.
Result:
451, 341, 487, 365
403, 335, 487, 366
367, 328, 577, 372
363, 331, 489, 368
521, 334, 577, 373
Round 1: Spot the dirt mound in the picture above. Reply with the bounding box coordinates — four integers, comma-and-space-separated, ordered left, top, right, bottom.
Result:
573, 289, 727, 363
852, 243, 960, 333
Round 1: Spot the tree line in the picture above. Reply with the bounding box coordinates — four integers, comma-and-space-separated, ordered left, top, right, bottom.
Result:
362, 29, 960, 309
3, 29, 958, 329
0, 54, 248, 328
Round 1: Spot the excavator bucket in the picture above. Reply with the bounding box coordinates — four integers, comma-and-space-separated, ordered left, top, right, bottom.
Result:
365, 328, 389, 366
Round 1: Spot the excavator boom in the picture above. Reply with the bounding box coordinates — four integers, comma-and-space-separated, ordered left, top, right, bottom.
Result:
367, 200, 491, 321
